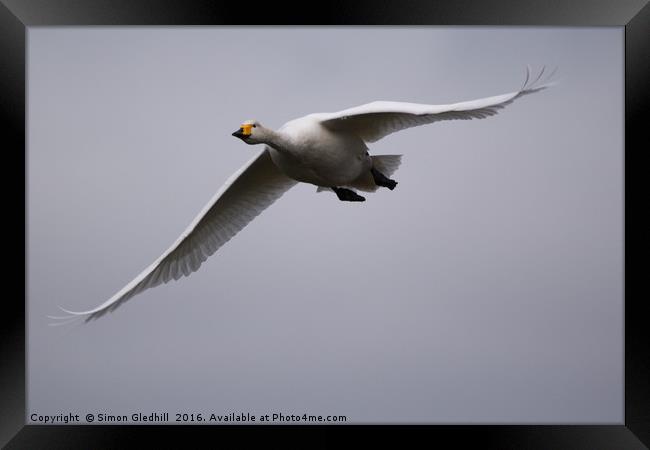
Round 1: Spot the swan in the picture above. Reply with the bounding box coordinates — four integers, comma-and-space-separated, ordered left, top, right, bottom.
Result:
50, 66, 555, 323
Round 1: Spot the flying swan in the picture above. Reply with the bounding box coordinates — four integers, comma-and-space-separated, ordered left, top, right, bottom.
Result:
51, 66, 556, 323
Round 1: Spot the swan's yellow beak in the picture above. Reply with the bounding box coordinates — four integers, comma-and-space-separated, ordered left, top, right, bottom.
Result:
240, 124, 253, 136
232, 123, 253, 139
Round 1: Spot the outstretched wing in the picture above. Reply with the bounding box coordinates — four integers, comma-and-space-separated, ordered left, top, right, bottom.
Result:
54, 147, 296, 322
318, 66, 556, 143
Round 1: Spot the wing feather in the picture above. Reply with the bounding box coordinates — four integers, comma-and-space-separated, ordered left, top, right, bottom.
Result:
318, 67, 556, 143
57, 147, 296, 322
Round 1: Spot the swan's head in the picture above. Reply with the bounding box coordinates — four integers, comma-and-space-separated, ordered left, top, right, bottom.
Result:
232, 120, 266, 145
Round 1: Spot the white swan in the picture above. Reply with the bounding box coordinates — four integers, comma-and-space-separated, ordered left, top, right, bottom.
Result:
51, 66, 555, 323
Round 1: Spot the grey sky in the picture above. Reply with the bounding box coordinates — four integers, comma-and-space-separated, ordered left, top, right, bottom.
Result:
28, 27, 623, 423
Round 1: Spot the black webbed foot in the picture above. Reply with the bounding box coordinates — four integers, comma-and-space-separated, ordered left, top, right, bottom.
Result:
371, 167, 398, 190
332, 187, 366, 202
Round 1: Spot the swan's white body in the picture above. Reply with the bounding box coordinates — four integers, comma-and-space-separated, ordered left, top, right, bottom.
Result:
270, 115, 371, 188
52, 67, 555, 323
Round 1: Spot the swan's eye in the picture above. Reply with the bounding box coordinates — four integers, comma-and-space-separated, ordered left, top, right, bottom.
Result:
252, 124, 257, 128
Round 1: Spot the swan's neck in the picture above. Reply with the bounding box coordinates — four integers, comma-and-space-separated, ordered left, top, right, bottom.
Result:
263, 129, 291, 152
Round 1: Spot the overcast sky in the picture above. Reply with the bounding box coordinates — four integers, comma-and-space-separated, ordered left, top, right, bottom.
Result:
28, 27, 623, 423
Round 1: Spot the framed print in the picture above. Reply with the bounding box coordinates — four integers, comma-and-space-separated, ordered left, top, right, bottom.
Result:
2, 0, 648, 448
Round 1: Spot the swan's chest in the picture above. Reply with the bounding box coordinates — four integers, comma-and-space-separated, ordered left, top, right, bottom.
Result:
269, 120, 369, 185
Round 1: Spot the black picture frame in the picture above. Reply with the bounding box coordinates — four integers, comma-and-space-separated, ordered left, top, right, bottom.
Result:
2, 0, 648, 447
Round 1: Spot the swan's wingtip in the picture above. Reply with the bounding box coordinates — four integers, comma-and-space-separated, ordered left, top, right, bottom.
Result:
47, 314, 73, 320
45, 304, 99, 326
46, 308, 87, 327
520, 65, 559, 93
521, 65, 532, 90
58, 305, 93, 316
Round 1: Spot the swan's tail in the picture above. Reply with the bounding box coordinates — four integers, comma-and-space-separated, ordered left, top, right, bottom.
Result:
352, 154, 403, 193
371, 154, 402, 178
